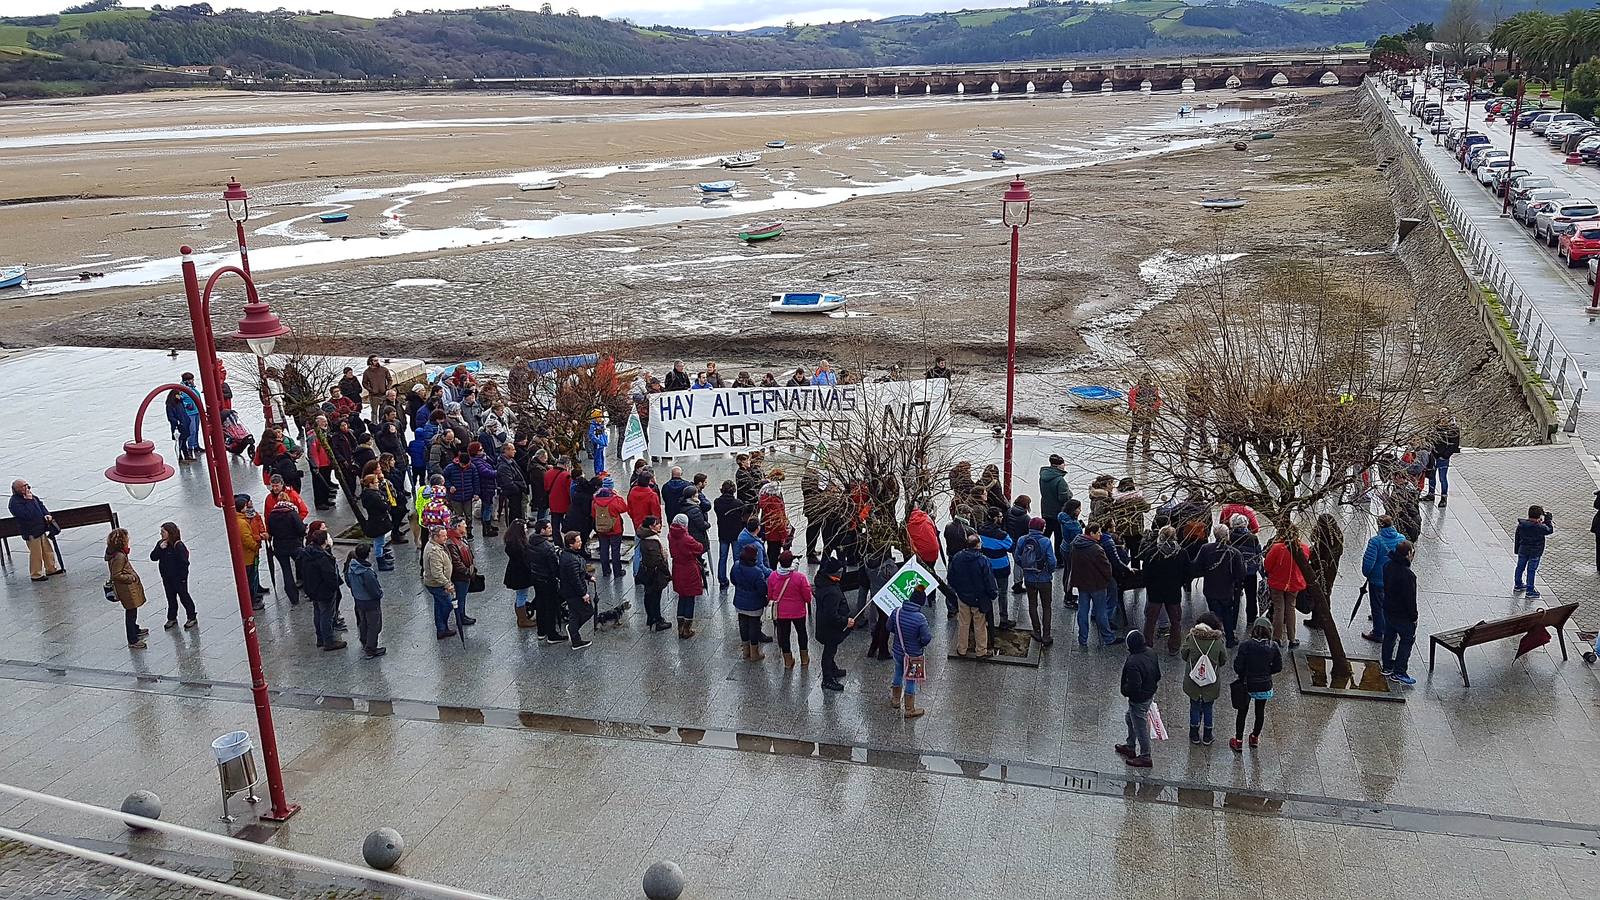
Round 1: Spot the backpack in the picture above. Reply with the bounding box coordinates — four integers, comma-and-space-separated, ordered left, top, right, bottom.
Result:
421, 490, 452, 528
1017, 533, 1047, 575
594, 501, 617, 534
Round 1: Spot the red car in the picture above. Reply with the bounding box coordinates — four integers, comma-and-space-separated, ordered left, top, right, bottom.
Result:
1558, 222, 1600, 266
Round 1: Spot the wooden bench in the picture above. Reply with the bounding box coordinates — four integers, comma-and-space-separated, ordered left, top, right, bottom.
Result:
1429, 602, 1580, 686
0, 503, 120, 573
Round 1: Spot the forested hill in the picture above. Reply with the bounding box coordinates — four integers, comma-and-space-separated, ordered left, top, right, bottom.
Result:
0, 0, 1590, 98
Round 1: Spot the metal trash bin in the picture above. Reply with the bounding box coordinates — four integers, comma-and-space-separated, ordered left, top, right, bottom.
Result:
211, 730, 261, 822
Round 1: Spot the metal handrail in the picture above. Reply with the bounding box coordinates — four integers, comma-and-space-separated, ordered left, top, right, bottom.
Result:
1371, 80, 1585, 426
0, 781, 504, 900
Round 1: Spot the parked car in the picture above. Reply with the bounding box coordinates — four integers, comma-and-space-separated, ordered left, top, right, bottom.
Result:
1514, 188, 1571, 225
1547, 121, 1591, 145
1563, 128, 1600, 153
1491, 166, 1531, 195
1472, 88, 1494, 100
1517, 109, 1546, 128
1558, 222, 1600, 265
1476, 158, 1515, 186
1458, 134, 1492, 159
1588, 255, 1597, 284
1534, 201, 1600, 245
1534, 112, 1585, 135
1444, 127, 1470, 151
1509, 174, 1555, 202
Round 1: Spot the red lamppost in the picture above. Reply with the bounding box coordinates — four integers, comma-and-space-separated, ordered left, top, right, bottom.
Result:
106, 246, 298, 822
1000, 178, 1032, 495
1502, 81, 1525, 217
223, 178, 280, 431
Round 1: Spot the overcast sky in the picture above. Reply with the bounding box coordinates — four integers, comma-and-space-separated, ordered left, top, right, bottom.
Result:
15, 1, 1027, 31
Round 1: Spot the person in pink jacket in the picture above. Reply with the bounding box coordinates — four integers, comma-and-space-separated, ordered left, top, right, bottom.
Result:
767, 551, 814, 668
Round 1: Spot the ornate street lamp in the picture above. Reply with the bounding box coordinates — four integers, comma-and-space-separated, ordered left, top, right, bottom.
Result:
104, 245, 297, 822
1000, 178, 1032, 494
219, 179, 284, 427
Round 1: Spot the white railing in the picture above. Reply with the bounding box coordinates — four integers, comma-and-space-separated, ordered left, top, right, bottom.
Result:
0, 781, 504, 900
1369, 81, 1586, 433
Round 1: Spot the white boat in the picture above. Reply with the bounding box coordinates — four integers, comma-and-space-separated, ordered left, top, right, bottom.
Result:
721, 153, 761, 168
519, 180, 560, 191
0, 266, 25, 290
698, 180, 737, 193
769, 292, 847, 314
765, 140, 787, 149
1197, 197, 1248, 210
377, 213, 406, 236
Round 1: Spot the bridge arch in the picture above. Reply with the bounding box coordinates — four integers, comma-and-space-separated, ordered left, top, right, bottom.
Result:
1225, 74, 1242, 89
1318, 71, 1341, 86
1268, 71, 1289, 87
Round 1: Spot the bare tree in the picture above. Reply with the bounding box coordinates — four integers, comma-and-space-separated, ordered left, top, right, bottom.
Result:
1124, 264, 1434, 680
1437, 0, 1486, 68
491, 314, 640, 464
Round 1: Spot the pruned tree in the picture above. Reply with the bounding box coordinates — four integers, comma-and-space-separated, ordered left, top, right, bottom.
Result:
1123, 263, 1434, 681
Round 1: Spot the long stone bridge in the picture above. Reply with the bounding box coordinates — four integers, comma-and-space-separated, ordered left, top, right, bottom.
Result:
465, 54, 1369, 97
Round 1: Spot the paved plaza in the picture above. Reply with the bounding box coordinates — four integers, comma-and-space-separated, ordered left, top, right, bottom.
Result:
1, 346, 1599, 897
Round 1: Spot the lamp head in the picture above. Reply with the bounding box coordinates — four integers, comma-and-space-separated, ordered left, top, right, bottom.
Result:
1001, 178, 1033, 228
106, 439, 173, 500
223, 177, 250, 224
232, 300, 289, 358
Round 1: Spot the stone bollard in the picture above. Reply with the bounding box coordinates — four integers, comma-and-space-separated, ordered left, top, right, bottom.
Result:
362, 828, 404, 871
642, 860, 685, 900
120, 791, 162, 830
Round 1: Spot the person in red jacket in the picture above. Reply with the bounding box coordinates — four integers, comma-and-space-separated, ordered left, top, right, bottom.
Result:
669, 514, 706, 639
543, 459, 573, 534
906, 505, 941, 568
756, 470, 792, 566
627, 472, 663, 534
263, 475, 309, 520
1262, 524, 1310, 648
591, 477, 629, 577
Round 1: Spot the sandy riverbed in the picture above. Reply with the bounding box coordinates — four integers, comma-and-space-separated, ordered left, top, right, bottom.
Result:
5, 84, 1488, 435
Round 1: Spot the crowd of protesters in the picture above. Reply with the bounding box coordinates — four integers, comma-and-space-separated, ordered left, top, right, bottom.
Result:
14, 352, 1600, 765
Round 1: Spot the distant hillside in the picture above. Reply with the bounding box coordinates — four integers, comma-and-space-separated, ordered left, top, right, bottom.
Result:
0, 0, 1591, 99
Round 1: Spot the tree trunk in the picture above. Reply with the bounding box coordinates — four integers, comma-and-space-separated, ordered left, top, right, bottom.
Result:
1287, 533, 1352, 682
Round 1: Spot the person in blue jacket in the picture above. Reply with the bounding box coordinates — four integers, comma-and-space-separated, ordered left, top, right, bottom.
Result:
1360, 515, 1405, 644
469, 442, 500, 538
1017, 516, 1058, 645
948, 533, 997, 657
1514, 505, 1554, 599
442, 451, 480, 538
164, 391, 194, 462
977, 508, 1016, 629
729, 544, 772, 660
1057, 498, 1084, 609
178, 373, 203, 457
586, 413, 608, 477
889, 585, 934, 719
344, 543, 385, 658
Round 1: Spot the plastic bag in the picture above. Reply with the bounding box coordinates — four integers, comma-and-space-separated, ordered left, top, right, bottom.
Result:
1146, 702, 1168, 741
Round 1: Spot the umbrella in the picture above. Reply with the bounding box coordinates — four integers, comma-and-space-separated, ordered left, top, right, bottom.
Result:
1348, 582, 1369, 624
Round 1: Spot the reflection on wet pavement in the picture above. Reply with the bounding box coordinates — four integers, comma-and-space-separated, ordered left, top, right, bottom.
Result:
3, 657, 1594, 850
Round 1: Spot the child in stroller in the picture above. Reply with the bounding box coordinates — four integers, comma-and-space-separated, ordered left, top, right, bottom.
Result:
221, 409, 256, 458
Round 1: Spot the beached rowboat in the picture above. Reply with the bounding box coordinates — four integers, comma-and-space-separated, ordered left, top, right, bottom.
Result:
721, 154, 761, 168
1067, 385, 1126, 410
765, 140, 787, 149
0, 266, 25, 290
769, 292, 846, 314
519, 180, 560, 191
698, 180, 737, 193
1197, 197, 1248, 210
318, 212, 349, 223
739, 223, 784, 242
991, 150, 1007, 161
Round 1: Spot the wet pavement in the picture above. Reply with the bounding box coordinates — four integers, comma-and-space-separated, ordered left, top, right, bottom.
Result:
3, 345, 1600, 895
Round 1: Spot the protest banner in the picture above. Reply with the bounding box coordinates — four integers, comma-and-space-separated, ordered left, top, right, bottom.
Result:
868, 557, 939, 614
646, 378, 949, 460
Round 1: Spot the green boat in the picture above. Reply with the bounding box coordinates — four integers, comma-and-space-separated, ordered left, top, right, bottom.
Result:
738, 222, 784, 242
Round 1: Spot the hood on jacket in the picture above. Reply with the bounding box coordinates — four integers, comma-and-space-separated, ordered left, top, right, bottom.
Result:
1070, 534, 1099, 550
348, 558, 374, 576
1189, 622, 1224, 643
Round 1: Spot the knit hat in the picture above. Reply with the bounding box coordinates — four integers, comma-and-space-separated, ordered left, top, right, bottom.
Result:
1126, 630, 1146, 652
1029, 516, 1046, 530
1251, 616, 1273, 638
601, 477, 615, 490
819, 557, 844, 576
672, 513, 689, 527
908, 585, 927, 606
234, 494, 250, 512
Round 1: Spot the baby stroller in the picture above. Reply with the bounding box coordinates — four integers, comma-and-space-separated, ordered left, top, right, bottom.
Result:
221, 409, 256, 459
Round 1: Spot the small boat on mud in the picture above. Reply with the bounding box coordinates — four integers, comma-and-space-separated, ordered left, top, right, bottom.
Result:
721, 153, 761, 168
991, 150, 1007, 161
318, 212, 349, 223
739, 222, 784, 242
1197, 197, 1248, 210
699, 180, 737, 193
770, 291, 846, 314
1067, 385, 1126, 410
0, 266, 25, 290
519, 180, 560, 191
377, 213, 406, 235
765, 140, 787, 149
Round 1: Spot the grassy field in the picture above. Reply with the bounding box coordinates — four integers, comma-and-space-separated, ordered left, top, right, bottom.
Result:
0, 8, 153, 48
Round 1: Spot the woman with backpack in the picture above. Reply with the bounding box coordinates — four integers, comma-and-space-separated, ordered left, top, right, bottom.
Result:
1230, 616, 1283, 751
768, 551, 815, 668
148, 522, 197, 631
591, 477, 628, 577
1180, 611, 1228, 745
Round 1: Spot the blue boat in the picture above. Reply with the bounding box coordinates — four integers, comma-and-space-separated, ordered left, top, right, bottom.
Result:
1067, 385, 1126, 410
769, 292, 847, 314
527, 354, 599, 375
429, 360, 482, 383
698, 180, 737, 193
0, 266, 25, 290
991, 150, 1007, 161
318, 212, 349, 223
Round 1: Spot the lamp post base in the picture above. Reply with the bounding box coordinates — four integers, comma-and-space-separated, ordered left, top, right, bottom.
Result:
260, 802, 301, 822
